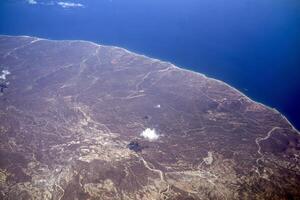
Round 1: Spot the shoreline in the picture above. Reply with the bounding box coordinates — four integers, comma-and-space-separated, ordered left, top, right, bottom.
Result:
1, 34, 299, 133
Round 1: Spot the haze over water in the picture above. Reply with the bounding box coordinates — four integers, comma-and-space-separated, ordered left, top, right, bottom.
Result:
1, 0, 300, 129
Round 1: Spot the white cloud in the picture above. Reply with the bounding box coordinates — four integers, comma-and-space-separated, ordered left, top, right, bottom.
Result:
155, 104, 161, 108
140, 128, 159, 141
27, 0, 37, 4
26, 0, 85, 8
0, 70, 11, 80
57, 2, 84, 8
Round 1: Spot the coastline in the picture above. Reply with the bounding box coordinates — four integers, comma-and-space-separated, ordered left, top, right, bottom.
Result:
1, 34, 299, 134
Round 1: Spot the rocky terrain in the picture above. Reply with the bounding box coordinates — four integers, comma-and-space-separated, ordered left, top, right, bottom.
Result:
0, 35, 299, 199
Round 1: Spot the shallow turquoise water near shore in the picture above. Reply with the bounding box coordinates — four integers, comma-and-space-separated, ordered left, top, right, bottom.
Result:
1, 0, 300, 129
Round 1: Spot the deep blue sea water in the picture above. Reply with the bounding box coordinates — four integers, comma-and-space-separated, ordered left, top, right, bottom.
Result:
1, 0, 300, 129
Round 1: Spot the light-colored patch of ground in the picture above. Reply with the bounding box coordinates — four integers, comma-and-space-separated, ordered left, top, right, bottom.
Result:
245, 102, 266, 112
119, 176, 170, 200
84, 179, 118, 198
17, 163, 76, 200
54, 103, 134, 163
165, 154, 238, 200
203, 151, 214, 165
25, 85, 33, 91
0, 169, 10, 186
0, 126, 8, 135
78, 142, 132, 163
11, 182, 53, 200
3, 101, 134, 199
206, 110, 228, 121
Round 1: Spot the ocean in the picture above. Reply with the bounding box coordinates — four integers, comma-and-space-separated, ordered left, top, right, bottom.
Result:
1, 0, 300, 129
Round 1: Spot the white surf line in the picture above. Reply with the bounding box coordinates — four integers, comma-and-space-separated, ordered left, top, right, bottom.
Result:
172, 63, 300, 134
3, 37, 42, 58
2, 35, 298, 134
